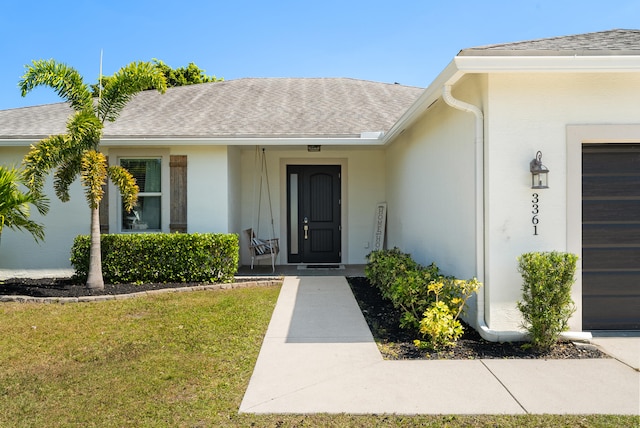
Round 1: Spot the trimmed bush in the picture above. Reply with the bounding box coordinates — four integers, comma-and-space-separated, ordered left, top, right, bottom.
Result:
366, 248, 481, 350
517, 251, 578, 351
366, 248, 440, 329
71, 233, 239, 284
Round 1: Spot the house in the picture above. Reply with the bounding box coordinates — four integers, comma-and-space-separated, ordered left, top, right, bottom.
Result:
1, 29, 639, 335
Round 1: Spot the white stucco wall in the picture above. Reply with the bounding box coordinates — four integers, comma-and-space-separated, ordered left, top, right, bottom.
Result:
181, 146, 230, 233
385, 79, 480, 280
0, 146, 90, 270
484, 72, 640, 331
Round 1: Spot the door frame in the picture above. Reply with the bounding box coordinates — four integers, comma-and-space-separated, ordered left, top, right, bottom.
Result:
279, 157, 348, 265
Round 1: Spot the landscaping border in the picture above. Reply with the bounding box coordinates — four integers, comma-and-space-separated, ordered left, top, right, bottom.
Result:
0, 279, 282, 304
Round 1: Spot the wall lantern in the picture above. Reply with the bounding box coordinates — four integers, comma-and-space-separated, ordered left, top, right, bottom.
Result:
530, 151, 549, 189
307, 145, 321, 152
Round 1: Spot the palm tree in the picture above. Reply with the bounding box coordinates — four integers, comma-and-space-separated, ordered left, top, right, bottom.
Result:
0, 166, 49, 245
20, 59, 167, 289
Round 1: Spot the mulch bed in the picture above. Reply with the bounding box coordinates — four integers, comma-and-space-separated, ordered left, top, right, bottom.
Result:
346, 276, 608, 360
0, 277, 223, 298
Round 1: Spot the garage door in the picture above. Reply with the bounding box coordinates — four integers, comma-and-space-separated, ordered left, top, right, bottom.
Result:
582, 144, 640, 330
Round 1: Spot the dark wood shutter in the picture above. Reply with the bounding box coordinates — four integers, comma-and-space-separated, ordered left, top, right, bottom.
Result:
99, 156, 109, 233
169, 155, 188, 233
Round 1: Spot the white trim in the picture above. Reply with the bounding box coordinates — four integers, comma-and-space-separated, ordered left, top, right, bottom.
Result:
566, 124, 640, 331
101, 137, 384, 146
455, 55, 640, 73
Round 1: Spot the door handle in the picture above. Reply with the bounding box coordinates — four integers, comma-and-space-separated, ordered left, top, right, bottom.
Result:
303, 217, 309, 239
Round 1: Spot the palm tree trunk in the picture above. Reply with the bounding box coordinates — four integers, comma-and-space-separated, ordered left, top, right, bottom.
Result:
86, 205, 104, 290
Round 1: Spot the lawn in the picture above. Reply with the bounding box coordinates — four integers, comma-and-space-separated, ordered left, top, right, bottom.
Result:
0, 284, 636, 427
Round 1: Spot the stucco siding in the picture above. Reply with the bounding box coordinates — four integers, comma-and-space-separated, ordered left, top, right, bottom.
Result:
485, 72, 640, 330
385, 79, 478, 279
181, 146, 230, 233
0, 147, 89, 269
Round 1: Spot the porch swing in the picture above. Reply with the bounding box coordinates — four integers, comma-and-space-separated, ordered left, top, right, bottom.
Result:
245, 147, 280, 272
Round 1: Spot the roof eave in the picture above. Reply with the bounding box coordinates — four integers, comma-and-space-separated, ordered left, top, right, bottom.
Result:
454, 54, 640, 72
103, 136, 385, 147
382, 60, 464, 145
382, 53, 640, 145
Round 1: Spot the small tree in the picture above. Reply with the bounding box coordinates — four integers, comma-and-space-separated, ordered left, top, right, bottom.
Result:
20, 59, 166, 290
517, 251, 578, 351
0, 166, 49, 244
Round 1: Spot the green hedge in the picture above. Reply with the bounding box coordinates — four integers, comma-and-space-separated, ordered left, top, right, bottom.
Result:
71, 233, 239, 284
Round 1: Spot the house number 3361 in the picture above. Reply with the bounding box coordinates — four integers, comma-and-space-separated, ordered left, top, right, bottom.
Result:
532, 193, 539, 235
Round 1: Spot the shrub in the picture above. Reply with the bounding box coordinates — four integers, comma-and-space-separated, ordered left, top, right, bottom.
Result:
415, 277, 481, 350
71, 232, 239, 284
517, 251, 578, 351
365, 248, 441, 329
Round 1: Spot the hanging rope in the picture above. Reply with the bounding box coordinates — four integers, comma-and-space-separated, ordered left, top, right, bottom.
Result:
250, 146, 276, 240
261, 148, 276, 242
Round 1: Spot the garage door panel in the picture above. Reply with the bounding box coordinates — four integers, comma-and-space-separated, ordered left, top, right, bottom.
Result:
583, 295, 640, 330
583, 176, 640, 197
583, 200, 640, 222
583, 272, 640, 296
582, 224, 640, 246
583, 147, 640, 174
582, 247, 640, 270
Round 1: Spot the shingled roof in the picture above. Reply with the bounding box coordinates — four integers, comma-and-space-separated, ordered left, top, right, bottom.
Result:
459, 29, 640, 56
0, 78, 423, 140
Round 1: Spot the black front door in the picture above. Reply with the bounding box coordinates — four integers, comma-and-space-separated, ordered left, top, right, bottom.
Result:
287, 165, 341, 263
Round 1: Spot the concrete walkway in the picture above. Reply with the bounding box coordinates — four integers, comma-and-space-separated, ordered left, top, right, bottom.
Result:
240, 276, 640, 415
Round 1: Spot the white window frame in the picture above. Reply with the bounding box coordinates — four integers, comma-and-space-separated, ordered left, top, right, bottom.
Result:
108, 148, 170, 233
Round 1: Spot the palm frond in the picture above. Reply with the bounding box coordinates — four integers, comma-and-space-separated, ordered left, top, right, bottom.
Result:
0, 166, 49, 242
98, 61, 167, 123
107, 165, 139, 212
19, 59, 93, 112
21, 134, 70, 194
66, 109, 103, 151
53, 157, 83, 202
80, 151, 108, 209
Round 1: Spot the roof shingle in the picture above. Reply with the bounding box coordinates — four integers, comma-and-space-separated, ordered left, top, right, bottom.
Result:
459, 29, 640, 56
0, 78, 423, 140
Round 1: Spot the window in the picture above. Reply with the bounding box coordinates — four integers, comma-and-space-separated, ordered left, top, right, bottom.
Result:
120, 158, 162, 231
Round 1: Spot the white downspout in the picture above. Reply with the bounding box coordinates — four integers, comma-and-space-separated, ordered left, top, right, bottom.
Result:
441, 84, 591, 343
442, 84, 526, 342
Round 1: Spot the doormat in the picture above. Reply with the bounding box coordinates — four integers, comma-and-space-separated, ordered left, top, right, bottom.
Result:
297, 264, 345, 270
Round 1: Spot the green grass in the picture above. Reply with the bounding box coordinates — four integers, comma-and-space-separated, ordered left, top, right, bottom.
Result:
0, 285, 637, 427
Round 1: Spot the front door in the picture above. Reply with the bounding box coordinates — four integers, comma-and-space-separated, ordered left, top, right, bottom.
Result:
287, 165, 341, 263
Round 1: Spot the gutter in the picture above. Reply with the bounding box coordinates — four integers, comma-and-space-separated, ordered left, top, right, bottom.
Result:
442, 79, 591, 343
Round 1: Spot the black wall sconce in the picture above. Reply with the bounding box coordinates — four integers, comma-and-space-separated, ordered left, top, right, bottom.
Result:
530, 151, 549, 189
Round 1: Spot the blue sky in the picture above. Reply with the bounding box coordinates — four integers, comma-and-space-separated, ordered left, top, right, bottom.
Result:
0, 0, 637, 110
